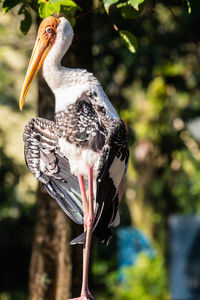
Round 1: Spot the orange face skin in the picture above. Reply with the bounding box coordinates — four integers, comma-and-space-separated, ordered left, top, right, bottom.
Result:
38, 16, 60, 47
19, 16, 60, 110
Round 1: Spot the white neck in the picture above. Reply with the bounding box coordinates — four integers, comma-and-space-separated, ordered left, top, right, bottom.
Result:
42, 17, 74, 91
41, 17, 119, 119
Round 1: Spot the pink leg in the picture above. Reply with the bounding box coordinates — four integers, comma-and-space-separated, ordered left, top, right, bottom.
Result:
69, 166, 95, 300
78, 175, 89, 231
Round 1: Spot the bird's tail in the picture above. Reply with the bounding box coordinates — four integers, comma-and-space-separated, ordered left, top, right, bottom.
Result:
70, 232, 86, 245
70, 228, 112, 246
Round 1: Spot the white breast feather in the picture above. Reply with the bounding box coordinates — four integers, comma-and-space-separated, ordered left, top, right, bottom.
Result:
55, 83, 91, 112
54, 82, 119, 119
58, 138, 100, 177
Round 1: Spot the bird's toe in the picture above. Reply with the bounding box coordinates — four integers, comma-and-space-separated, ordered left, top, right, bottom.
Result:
68, 296, 95, 300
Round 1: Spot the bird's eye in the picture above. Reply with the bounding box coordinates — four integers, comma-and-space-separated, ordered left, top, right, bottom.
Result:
46, 27, 53, 34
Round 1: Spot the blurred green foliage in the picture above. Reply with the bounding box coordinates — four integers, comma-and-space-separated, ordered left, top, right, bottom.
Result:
0, 136, 34, 300
114, 253, 170, 300
92, 0, 200, 298
0, 13, 36, 299
0, 0, 191, 52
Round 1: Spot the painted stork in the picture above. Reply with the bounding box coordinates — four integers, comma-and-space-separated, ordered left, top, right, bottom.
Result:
19, 16, 129, 300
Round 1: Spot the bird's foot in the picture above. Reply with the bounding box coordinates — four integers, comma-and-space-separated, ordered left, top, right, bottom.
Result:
68, 297, 94, 300
69, 293, 95, 300
68, 298, 88, 300
89, 295, 95, 300
86, 291, 95, 300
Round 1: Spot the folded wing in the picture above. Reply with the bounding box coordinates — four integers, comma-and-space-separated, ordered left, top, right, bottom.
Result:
23, 117, 84, 225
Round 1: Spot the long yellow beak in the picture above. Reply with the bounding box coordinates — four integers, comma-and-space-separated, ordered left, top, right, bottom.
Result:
19, 35, 52, 111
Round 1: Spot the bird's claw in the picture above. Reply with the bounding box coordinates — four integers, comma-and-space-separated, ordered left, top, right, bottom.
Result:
68, 297, 95, 300
86, 291, 95, 300
68, 298, 88, 300
69, 293, 95, 300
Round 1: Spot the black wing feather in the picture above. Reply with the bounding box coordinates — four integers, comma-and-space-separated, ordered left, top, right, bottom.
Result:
93, 119, 129, 244
42, 176, 83, 225
23, 106, 129, 245
23, 117, 84, 226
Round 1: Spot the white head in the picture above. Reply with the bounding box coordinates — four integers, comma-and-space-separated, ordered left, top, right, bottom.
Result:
19, 16, 74, 110
56, 17, 74, 56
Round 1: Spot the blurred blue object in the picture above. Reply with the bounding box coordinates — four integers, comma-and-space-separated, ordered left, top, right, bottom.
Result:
117, 227, 154, 281
169, 215, 200, 300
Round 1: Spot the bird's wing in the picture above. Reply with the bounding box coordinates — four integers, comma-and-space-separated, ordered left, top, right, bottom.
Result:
23, 117, 84, 225
94, 118, 129, 244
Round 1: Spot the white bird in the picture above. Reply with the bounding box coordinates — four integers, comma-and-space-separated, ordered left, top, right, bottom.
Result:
19, 16, 129, 300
